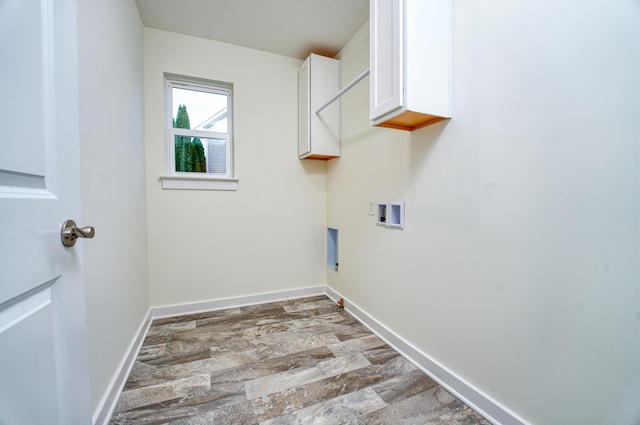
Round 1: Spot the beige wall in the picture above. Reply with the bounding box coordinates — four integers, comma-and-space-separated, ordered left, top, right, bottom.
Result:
144, 28, 327, 307
329, 2, 640, 424
76, 1, 639, 422
77, 0, 149, 415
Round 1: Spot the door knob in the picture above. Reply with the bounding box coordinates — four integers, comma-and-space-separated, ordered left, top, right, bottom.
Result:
61, 219, 95, 247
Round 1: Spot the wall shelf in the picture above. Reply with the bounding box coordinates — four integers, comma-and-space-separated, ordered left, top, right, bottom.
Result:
370, 0, 452, 131
298, 54, 341, 160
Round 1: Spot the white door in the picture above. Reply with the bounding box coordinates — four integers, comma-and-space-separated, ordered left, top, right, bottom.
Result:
0, 0, 92, 424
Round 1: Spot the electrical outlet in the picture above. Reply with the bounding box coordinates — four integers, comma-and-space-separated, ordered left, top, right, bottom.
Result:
368, 199, 375, 215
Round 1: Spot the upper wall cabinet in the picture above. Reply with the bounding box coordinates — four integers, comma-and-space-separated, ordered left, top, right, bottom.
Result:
299, 54, 341, 160
370, 0, 452, 131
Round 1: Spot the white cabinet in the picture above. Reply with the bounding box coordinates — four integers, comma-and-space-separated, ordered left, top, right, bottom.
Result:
299, 54, 341, 160
370, 0, 452, 131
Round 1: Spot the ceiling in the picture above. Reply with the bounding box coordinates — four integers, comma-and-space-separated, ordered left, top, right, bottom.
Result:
135, 0, 369, 60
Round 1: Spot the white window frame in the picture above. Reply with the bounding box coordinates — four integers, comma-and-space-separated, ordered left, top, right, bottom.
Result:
160, 74, 238, 190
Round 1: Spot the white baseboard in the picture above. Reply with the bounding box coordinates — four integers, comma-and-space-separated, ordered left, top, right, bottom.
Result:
92, 311, 153, 425
151, 285, 326, 319
324, 286, 529, 425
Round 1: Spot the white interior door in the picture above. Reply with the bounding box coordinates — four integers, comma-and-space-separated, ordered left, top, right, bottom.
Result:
0, 0, 92, 423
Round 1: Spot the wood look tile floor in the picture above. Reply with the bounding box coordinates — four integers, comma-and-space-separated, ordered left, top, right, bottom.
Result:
110, 296, 491, 425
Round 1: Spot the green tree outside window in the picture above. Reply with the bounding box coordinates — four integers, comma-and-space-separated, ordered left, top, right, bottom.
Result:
174, 105, 204, 172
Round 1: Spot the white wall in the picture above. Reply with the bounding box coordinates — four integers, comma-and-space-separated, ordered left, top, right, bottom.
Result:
77, 0, 149, 415
144, 28, 327, 307
329, 2, 640, 424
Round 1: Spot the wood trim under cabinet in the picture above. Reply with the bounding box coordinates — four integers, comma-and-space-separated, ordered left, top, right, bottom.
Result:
302, 154, 339, 161
375, 110, 449, 131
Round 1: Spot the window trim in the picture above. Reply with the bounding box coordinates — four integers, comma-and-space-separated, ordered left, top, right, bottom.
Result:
159, 174, 238, 191
161, 74, 237, 191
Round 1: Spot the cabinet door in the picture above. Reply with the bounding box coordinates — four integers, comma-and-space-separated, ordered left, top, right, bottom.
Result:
298, 58, 311, 157
370, 0, 403, 121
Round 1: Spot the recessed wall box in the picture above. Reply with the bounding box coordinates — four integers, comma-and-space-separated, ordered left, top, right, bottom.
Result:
376, 203, 387, 227
388, 202, 405, 229
376, 201, 405, 229
327, 228, 339, 271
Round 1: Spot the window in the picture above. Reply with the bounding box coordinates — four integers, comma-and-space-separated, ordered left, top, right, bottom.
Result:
161, 74, 237, 190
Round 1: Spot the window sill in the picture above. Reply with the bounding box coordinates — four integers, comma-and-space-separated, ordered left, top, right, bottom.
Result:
160, 175, 238, 191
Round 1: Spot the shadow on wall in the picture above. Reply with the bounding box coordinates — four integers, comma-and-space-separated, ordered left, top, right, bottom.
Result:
300, 159, 328, 193
339, 122, 378, 149
409, 120, 449, 181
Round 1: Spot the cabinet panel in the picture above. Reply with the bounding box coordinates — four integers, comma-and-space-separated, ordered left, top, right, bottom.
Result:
369, 0, 403, 120
370, 0, 452, 131
298, 54, 340, 160
298, 60, 311, 157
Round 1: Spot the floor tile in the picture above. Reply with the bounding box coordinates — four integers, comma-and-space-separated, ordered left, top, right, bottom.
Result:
110, 296, 491, 425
